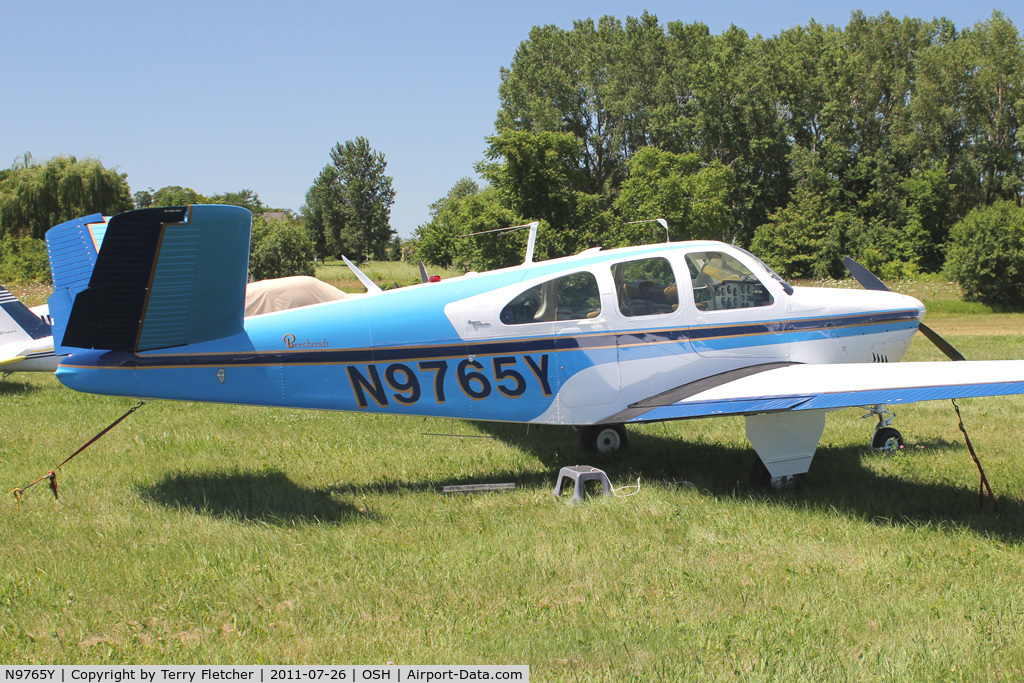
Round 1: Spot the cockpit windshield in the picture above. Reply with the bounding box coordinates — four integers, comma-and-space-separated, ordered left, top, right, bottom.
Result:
684, 251, 775, 311
733, 245, 794, 295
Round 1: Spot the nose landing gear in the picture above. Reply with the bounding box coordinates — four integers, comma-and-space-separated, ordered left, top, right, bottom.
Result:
864, 404, 904, 451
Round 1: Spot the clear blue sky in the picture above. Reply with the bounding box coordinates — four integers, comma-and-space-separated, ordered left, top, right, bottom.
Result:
3, 0, 1021, 237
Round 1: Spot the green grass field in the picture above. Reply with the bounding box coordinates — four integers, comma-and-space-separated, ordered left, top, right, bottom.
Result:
314, 259, 462, 292
3, 277, 1024, 680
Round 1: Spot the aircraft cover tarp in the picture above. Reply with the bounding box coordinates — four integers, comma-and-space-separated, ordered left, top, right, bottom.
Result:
244, 276, 352, 316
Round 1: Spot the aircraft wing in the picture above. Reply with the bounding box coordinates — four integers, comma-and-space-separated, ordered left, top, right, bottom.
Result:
610, 361, 1024, 424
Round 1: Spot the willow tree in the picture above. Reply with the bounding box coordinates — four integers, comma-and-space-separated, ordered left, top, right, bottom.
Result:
0, 155, 133, 238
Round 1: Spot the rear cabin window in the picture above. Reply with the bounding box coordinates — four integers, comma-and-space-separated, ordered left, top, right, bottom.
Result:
611, 257, 679, 317
499, 272, 601, 325
685, 251, 774, 311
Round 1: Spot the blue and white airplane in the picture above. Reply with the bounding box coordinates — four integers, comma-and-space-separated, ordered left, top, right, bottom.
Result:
44, 205, 1024, 487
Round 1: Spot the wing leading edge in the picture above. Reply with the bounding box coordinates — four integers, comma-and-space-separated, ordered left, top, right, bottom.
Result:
610, 361, 1024, 424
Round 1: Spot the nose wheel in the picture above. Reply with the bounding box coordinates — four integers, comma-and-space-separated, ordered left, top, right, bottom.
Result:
579, 424, 629, 453
872, 426, 904, 451
864, 404, 904, 451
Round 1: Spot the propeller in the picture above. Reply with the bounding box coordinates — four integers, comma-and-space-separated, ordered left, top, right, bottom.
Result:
842, 256, 966, 362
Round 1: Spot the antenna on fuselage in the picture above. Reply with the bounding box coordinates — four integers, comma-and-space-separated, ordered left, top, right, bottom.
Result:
460, 221, 540, 265
341, 255, 383, 294
625, 218, 670, 243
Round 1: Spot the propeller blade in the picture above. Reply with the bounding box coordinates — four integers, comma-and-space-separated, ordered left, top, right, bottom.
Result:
842, 255, 967, 361
418, 260, 429, 284
842, 256, 890, 292
918, 322, 967, 362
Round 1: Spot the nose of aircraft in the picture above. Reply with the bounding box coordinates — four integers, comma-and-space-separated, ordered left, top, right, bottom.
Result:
903, 292, 926, 320
870, 289, 926, 319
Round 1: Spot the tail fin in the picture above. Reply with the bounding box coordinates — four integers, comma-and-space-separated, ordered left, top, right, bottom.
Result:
0, 285, 52, 348
46, 205, 252, 354
45, 212, 109, 352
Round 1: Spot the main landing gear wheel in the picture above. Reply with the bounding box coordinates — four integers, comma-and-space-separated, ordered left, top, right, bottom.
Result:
580, 424, 629, 453
872, 426, 904, 451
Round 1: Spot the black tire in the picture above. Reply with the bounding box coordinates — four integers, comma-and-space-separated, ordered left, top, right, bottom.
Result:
579, 424, 629, 453
872, 426, 904, 451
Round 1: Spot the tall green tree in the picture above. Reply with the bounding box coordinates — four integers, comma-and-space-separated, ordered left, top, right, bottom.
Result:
614, 147, 734, 243
249, 215, 315, 281
304, 138, 396, 261
497, 17, 626, 194
751, 186, 853, 279
303, 164, 340, 258
479, 130, 582, 226
960, 12, 1024, 204
0, 155, 132, 238
494, 14, 791, 246
485, 11, 1024, 271
683, 24, 791, 244
134, 187, 155, 208
606, 13, 671, 158
479, 129, 615, 258
136, 186, 264, 213
209, 189, 264, 214
415, 178, 488, 269
415, 178, 534, 271
151, 186, 206, 206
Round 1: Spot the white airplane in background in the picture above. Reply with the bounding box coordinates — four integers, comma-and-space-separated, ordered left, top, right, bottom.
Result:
0, 285, 59, 377
39, 206, 1024, 488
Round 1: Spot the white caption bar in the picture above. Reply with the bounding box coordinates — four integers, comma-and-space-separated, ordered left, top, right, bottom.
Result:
0, 667, 528, 683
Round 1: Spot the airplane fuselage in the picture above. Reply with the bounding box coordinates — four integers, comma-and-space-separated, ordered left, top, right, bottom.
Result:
56, 241, 925, 426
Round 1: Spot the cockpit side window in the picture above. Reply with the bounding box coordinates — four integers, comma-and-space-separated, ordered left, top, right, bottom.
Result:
685, 251, 774, 311
611, 257, 679, 317
499, 271, 601, 325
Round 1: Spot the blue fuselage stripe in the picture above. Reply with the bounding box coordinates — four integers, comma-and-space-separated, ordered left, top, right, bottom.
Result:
61, 309, 919, 370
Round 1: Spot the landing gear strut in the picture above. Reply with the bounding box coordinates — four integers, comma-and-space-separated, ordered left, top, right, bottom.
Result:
579, 424, 629, 453
864, 404, 904, 451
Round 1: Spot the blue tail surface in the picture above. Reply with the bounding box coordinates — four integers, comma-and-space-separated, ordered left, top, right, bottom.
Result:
45, 213, 107, 354
45, 205, 252, 354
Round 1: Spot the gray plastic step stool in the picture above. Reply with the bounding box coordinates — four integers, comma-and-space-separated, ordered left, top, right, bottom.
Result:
553, 466, 612, 504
